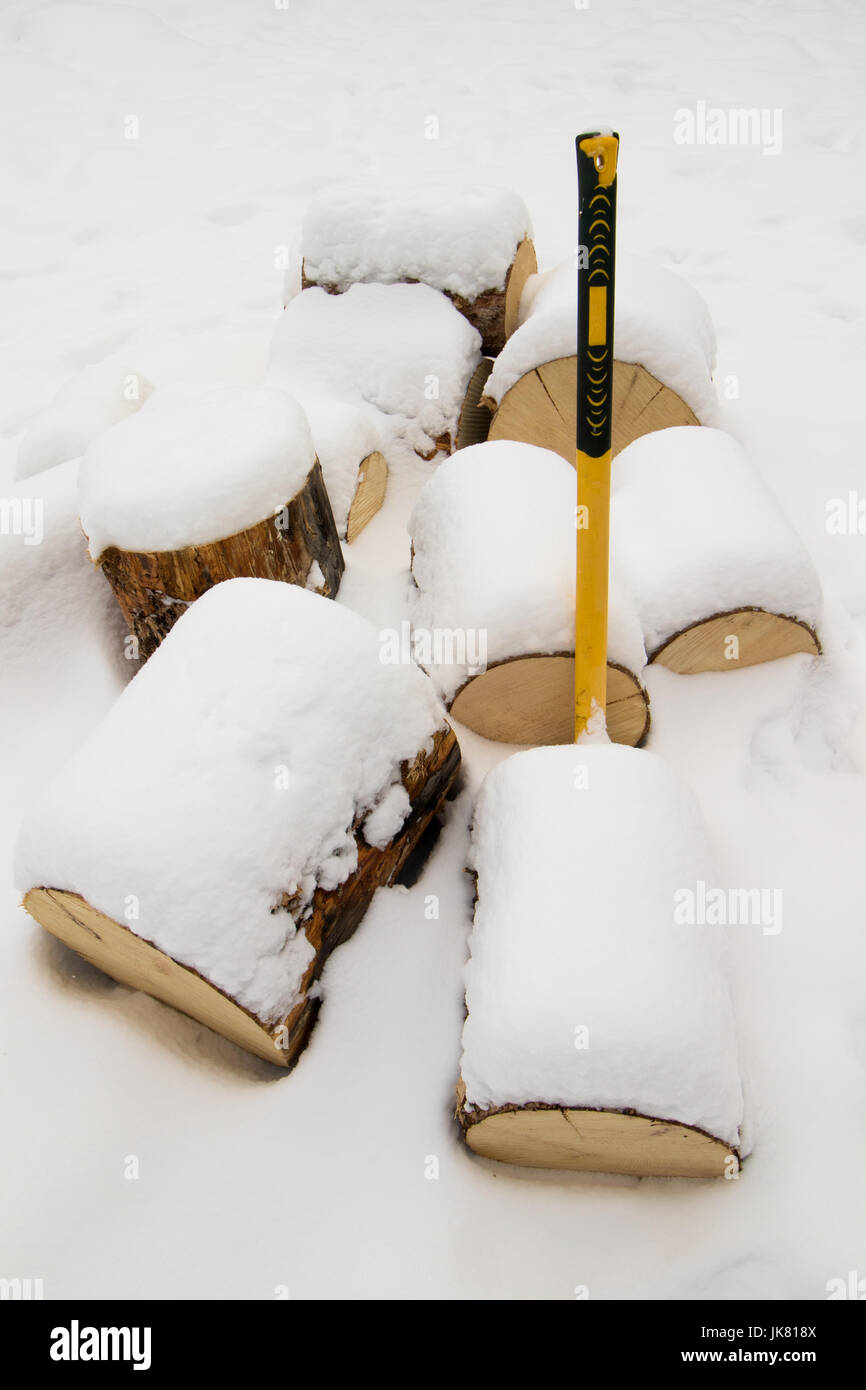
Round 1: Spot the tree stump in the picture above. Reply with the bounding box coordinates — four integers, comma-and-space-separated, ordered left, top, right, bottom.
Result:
96, 460, 344, 660
23, 726, 459, 1069
484, 356, 700, 463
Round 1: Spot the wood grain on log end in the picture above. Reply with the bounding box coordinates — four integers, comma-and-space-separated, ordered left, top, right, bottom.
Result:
651, 608, 821, 674
345, 451, 388, 543
456, 1090, 737, 1179
449, 655, 649, 748
96, 460, 344, 660
23, 726, 460, 1069
486, 357, 700, 463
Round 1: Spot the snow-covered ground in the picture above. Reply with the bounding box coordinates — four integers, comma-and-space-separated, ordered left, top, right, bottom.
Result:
2, 0, 866, 1300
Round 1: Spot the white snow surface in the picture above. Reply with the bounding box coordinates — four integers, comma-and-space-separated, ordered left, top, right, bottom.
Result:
267, 282, 481, 461
14, 579, 446, 1026
15, 361, 154, 482
3, 0, 866, 1302
486, 253, 718, 423
462, 744, 743, 1146
301, 182, 531, 300
302, 397, 384, 535
78, 383, 316, 558
612, 428, 823, 652
409, 441, 646, 699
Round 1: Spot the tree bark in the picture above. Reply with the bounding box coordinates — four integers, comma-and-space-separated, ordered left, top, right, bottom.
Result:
23, 725, 461, 1070
96, 460, 343, 660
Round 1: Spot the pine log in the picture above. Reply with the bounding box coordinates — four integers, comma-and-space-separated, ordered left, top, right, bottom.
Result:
345, 451, 388, 543
456, 1084, 737, 1179
484, 357, 700, 463
449, 655, 649, 747
96, 460, 343, 660
302, 238, 537, 357
23, 726, 461, 1069
650, 607, 821, 674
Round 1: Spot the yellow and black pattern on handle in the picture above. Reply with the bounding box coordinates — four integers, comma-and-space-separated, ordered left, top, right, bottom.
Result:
574, 131, 618, 741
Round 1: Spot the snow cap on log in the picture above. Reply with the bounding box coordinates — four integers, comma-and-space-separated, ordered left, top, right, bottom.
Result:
267, 282, 482, 462
408, 440, 647, 702
301, 182, 531, 299
15, 579, 451, 1029
460, 744, 744, 1149
302, 398, 384, 537
78, 383, 317, 560
611, 427, 823, 658
485, 253, 718, 425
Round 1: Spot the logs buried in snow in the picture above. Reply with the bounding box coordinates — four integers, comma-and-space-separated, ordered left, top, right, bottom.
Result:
300, 182, 537, 354
78, 384, 344, 660
483, 254, 718, 462
458, 744, 744, 1178
408, 441, 650, 747
612, 427, 822, 671
16, 580, 461, 1068
267, 281, 483, 464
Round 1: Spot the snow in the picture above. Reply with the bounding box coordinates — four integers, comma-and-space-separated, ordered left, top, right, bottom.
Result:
486, 252, 718, 423
267, 282, 481, 462
461, 744, 743, 1147
14, 579, 447, 1026
611, 427, 823, 653
78, 383, 317, 558
409, 441, 647, 700
2, 0, 866, 1303
301, 182, 531, 300
15, 361, 154, 482
303, 398, 384, 535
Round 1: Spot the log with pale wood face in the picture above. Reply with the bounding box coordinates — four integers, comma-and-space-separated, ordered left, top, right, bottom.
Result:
24, 726, 460, 1070
18, 579, 463, 1070
485, 356, 701, 463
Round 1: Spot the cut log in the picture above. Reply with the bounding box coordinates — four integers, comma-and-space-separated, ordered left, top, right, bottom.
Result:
97, 460, 343, 660
449, 656, 648, 747
24, 726, 460, 1069
456, 359, 494, 450
611, 428, 823, 672
345, 451, 388, 543
442, 237, 538, 354
458, 745, 744, 1178
485, 356, 700, 463
17, 581, 461, 1069
651, 607, 820, 674
299, 179, 536, 354
268, 283, 482, 463
408, 442, 649, 747
457, 1090, 737, 1179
